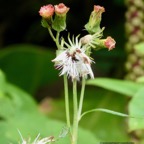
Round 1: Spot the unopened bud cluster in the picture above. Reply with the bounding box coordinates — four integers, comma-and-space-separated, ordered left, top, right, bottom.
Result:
125, 0, 144, 81
39, 3, 69, 32
80, 5, 116, 53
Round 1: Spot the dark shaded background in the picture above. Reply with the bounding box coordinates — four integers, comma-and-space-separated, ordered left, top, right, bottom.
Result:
0, 0, 125, 46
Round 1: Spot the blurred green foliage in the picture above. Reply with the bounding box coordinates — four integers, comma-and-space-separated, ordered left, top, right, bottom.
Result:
0, 44, 58, 95
0, 70, 98, 143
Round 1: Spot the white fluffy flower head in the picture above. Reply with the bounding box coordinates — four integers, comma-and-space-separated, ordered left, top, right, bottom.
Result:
52, 36, 94, 80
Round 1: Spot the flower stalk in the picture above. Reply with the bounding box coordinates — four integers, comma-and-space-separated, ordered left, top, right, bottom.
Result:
78, 77, 86, 121
63, 74, 71, 129
72, 79, 78, 144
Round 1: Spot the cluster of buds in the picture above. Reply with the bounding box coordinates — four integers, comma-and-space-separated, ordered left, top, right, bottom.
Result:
80, 5, 115, 54
39, 3, 69, 32
80, 31, 116, 52
39, 3, 116, 81
125, 0, 144, 81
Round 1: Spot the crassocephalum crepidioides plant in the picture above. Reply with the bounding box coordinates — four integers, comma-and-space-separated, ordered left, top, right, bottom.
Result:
17, 3, 138, 144
38, 3, 116, 144
18, 3, 116, 144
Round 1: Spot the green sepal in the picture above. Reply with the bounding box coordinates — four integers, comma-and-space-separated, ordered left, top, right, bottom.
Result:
41, 18, 49, 28
52, 15, 66, 32
41, 18, 52, 29
85, 11, 102, 34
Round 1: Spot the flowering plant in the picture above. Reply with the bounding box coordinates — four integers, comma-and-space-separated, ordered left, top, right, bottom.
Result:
37, 2, 124, 144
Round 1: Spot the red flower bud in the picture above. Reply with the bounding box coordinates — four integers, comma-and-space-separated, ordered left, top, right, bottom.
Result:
104, 36, 116, 50
39, 4, 54, 19
85, 5, 105, 34
94, 5, 105, 13
54, 3, 69, 16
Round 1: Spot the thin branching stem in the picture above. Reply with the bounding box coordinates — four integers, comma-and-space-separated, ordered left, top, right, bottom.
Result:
48, 28, 56, 42
78, 77, 86, 121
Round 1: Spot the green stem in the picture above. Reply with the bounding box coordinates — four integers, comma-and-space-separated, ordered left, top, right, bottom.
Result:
48, 28, 61, 50
56, 32, 61, 49
78, 77, 86, 121
63, 75, 71, 129
72, 79, 78, 144
47, 28, 56, 42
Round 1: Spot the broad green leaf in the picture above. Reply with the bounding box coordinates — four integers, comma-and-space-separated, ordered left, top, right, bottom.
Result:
0, 70, 98, 144
0, 69, 37, 119
0, 112, 99, 144
0, 70, 7, 91
128, 88, 144, 131
0, 44, 58, 94
86, 78, 143, 97
50, 88, 130, 141
80, 108, 129, 120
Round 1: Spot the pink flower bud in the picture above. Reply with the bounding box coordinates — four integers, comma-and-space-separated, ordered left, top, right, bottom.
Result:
54, 3, 69, 16
104, 36, 116, 50
94, 5, 105, 13
39, 4, 54, 19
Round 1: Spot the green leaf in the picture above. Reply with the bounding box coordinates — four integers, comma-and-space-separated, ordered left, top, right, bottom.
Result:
80, 108, 129, 120
0, 70, 98, 144
0, 70, 7, 91
50, 89, 130, 141
0, 44, 58, 94
86, 78, 143, 97
0, 112, 99, 144
0, 69, 37, 119
128, 87, 144, 131
41, 18, 49, 28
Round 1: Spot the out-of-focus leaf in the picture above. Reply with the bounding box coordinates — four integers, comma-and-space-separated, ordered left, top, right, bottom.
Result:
0, 69, 37, 119
0, 44, 58, 94
0, 113, 99, 144
0, 70, 98, 144
49, 88, 130, 141
128, 88, 144, 131
86, 78, 143, 97
81, 90, 130, 141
